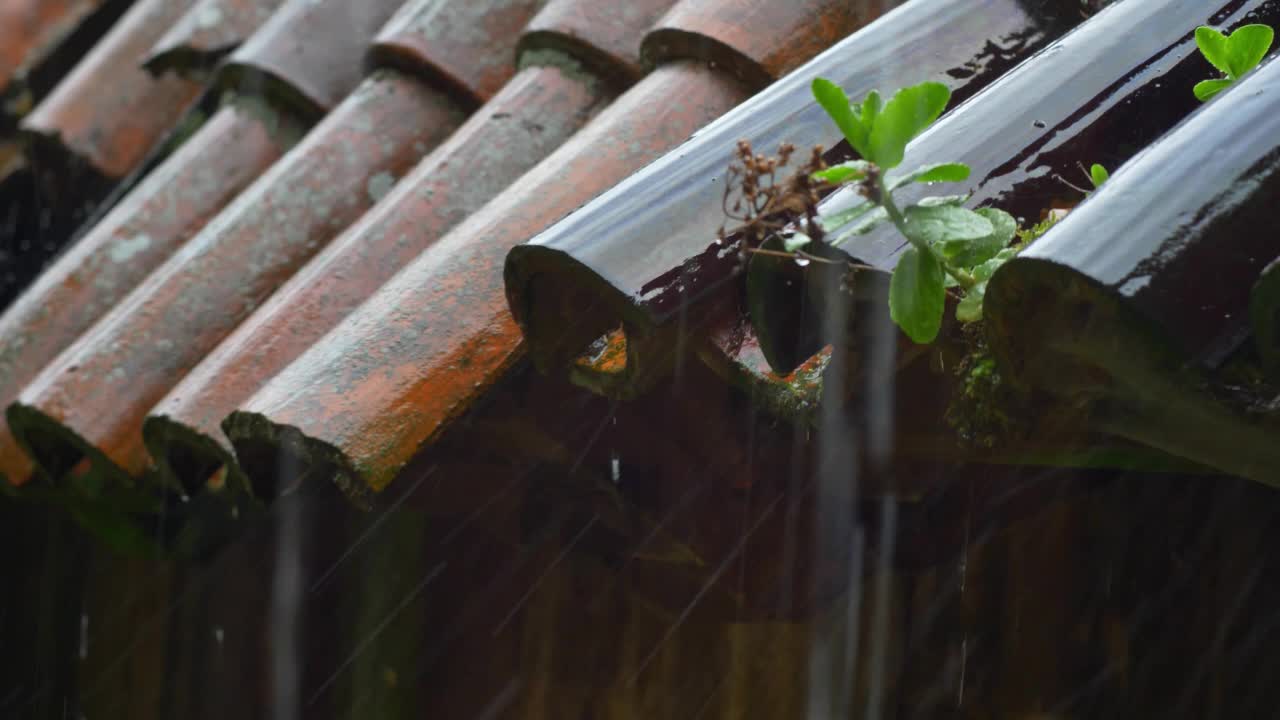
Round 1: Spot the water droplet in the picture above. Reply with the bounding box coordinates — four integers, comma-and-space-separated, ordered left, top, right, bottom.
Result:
794, 257, 811, 267
79, 614, 89, 660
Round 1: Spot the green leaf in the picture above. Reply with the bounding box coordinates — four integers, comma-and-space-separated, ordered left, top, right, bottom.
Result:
941, 207, 1017, 267
867, 82, 951, 169
887, 162, 971, 190
829, 206, 889, 246
890, 247, 946, 343
812, 78, 869, 158
901, 204, 993, 248
818, 199, 876, 231
916, 194, 971, 208
812, 160, 872, 184
1197, 26, 1233, 76
1227, 24, 1273, 77
861, 90, 882, 129
975, 207, 1017, 246
955, 246, 1019, 323
1089, 163, 1109, 188
783, 232, 812, 252
971, 247, 1018, 283
1194, 78, 1233, 101
956, 285, 985, 322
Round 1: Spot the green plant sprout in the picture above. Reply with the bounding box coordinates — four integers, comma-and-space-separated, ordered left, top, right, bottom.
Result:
1194, 24, 1274, 101
1089, 163, 1108, 188
798, 78, 1018, 344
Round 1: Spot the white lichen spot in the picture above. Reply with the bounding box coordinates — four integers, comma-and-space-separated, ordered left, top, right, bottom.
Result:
109, 234, 153, 263
366, 172, 395, 204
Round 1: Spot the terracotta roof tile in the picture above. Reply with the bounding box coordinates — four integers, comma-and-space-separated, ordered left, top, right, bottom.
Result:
0, 0, 132, 125
0, 98, 302, 485
643, 0, 863, 86
6, 0, 475, 486
143, 0, 286, 78
0, 0, 403, 485
987, 54, 1280, 486
223, 0, 867, 501
1, 0, 104, 89
20, 0, 204, 183
369, 0, 562, 104
143, 0, 663, 497
216, 0, 407, 117
506, 0, 1087, 383
516, 0, 677, 83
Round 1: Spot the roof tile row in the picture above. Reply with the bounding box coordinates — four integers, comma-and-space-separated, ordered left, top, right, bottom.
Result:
0, 0, 405, 485
0, 0, 130, 128
21, 0, 203, 183
506, 0, 1087, 386
222, 0, 866, 500
144, 0, 285, 78
14, 0, 1242, 558
146, 0, 651, 498
8, 0, 483, 489
988, 51, 1280, 485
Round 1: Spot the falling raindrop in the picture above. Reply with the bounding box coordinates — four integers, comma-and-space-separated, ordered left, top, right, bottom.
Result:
78, 614, 88, 660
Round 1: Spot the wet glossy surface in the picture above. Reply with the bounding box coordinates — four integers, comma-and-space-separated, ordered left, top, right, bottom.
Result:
369, 0, 542, 105
226, 62, 752, 499
144, 0, 286, 77
507, 0, 1084, 372
220, 0, 406, 117
1254, 258, 1280, 371
0, 99, 302, 486
992, 46, 1280, 366
829, 0, 1280, 270
9, 69, 465, 481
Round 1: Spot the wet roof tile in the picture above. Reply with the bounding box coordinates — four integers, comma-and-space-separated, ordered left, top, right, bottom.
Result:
16, 0, 1278, 552
1, 0, 105, 89
0, 0, 396, 485
216, 0, 407, 118
143, 0, 286, 78
508, 0, 1280, 441
222, 0, 867, 501
368, 0, 566, 105
0, 96, 302, 486
505, 0, 1089, 379
5, 0, 530, 489
987, 53, 1280, 486
20, 0, 204, 183
142, 0, 668, 497
10, 78, 462, 486
0, 0, 131, 124
515, 0, 676, 83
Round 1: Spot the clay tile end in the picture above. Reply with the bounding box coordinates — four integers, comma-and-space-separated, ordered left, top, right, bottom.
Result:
223, 410, 373, 510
